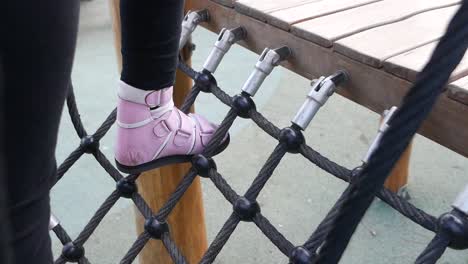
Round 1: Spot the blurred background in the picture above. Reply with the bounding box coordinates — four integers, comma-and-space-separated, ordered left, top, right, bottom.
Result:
51, 1, 468, 263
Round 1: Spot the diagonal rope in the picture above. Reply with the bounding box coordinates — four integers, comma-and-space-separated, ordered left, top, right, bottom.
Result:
415, 233, 450, 264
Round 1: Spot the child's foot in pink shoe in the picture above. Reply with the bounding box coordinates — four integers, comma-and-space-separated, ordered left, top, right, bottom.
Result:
114, 81, 229, 174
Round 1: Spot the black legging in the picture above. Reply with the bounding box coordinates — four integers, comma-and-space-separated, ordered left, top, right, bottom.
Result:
0, 1, 184, 263
121, 0, 184, 90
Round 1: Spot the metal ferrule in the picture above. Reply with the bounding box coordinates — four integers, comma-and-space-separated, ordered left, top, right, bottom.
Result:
49, 213, 60, 230
453, 184, 468, 215
179, 10, 209, 49
362, 106, 398, 163
203, 27, 246, 73
292, 76, 336, 130
292, 71, 348, 130
241, 46, 291, 96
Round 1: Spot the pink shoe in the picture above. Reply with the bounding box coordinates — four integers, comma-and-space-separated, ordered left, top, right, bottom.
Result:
115, 81, 229, 174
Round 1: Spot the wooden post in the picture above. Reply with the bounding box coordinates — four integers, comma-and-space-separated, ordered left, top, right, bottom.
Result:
382, 114, 412, 196
109, 0, 208, 263
384, 142, 412, 194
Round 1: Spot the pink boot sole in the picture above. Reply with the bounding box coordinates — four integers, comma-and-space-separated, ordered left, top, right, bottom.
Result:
115, 135, 229, 174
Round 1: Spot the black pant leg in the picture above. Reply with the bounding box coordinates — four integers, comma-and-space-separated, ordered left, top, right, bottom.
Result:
120, 0, 185, 90
0, 54, 13, 264
1, 1, 80, 263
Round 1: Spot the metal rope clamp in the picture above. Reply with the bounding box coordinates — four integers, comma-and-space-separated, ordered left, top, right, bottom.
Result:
179, 10, 210, 49
453, 184, 468, 216
49, 213, 60, 230
203, 27, 246, 74
241, 46, 291, 97
362, 106, 398, 164
292, 71, 348, 130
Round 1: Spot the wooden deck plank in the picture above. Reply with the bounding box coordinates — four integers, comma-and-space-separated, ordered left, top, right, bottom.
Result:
235, 0, 379, 31
449, 77, 468, 106
334, 5, 459, 68
384, 42, 468, 82
192, 0, 468, 158
292, 0, 460, 48
235, 0, 317, 21
212, 0, 237, 8
236, 0, 316, 14
264, 0, 380, 31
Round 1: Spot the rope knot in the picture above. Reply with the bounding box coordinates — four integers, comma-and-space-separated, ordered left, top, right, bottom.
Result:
80, 135, 99, 154
438, 210, 468, 250
62, 242, 85, 263
233, 197, 260, 222
144, 216, 169, 240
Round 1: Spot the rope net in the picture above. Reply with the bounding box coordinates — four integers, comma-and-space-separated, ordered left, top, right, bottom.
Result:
50, 3, 468, 264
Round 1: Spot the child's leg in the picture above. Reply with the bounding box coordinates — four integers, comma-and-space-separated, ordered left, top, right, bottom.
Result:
120, 0, 184, 90
115, 1, 229, 174
1, 0, 80, 263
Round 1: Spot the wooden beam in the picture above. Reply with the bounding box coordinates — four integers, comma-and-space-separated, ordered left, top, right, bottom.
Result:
449, 76, 468, 106
109, 0, 208, 263
191, 0, 468, 159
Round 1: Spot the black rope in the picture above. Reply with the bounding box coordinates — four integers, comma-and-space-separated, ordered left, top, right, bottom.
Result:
155, 169, 198, 220
55, 146, 85, 182
415, 233, 450, 264
74, 191, 121, 246
66, 87, 88, 138
253, 213, 295, 255
120, 232, 150, 264
52, 224, 73, 245
180, 87, 201, 113
199, 213, 241, 264
244, 143, 287, 200
161, 233, 189, 264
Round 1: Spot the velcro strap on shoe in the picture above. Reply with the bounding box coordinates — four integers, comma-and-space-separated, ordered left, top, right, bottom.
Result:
118, 81, 173, 108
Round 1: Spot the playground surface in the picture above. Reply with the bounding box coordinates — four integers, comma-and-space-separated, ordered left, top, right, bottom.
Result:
50, 1, 468, 263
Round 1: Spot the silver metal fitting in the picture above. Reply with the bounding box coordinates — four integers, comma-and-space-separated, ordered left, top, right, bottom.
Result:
453, 184, 468, 215
49, 213, 60, 230
241, 46, 291, 97
203, 27, 246, 73
292, 71, 348, 130
179, 10, 210, 49
362, 106, 398, 163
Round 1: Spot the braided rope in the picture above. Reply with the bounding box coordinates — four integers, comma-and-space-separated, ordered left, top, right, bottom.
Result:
415, 233, 450, 264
